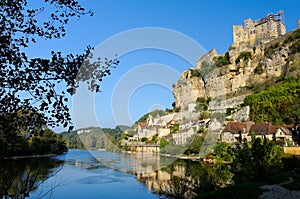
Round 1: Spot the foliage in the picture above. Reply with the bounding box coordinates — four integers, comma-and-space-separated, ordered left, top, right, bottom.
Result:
199, 111, 210, 120
174, 106, 181, 113
62, 126, 128, 150
214, 52, 230, 67
284, 28, 300, 45
290, 39, 300, 54
212, 142, 235, 162
254, 62, 264, 75
189, 69, 202, 78
194, 103, 208, 112
172, 123, 179, 133
0, 110, 67, 157
244, 77, 300, 124
136, 109, 166, 123
231, 137, 284, 182
253, 46, 256, 54
0, 0, 119, 134
235, 51, 252, 64
141, 137, 148, 142
62, 131, 85, 149
184, 135, 204, 154
151, 135, 158, 143
197, 126, 206, 134
159, 138, 170, 149
196, 97, 206, 103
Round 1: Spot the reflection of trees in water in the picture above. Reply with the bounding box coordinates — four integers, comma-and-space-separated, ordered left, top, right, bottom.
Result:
0, 157, 63, 199
136, 159, 233, 199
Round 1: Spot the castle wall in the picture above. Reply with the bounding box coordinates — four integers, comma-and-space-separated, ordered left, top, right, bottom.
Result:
233, 11, 286, 47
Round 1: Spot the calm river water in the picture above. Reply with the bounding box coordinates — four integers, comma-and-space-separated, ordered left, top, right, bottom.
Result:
0, 149, 232, 199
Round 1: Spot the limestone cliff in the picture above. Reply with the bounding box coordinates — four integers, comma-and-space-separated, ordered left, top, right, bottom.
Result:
173, 28, 300, 113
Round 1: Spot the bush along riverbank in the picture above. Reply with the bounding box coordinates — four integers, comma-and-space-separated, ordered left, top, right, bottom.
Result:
196, 135, 300, 198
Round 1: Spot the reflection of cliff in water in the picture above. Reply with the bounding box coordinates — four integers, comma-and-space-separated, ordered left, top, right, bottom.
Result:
135, 159, 233, 199
0, 157, 63, 199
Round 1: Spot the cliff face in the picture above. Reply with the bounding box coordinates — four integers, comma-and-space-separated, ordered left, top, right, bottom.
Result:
172, 70, 205, 109
173, 28, 300, 111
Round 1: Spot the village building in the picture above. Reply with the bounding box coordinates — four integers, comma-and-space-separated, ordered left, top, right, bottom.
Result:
172, 128, 196, 145
221, 122, 294, 144
249, 123, 277, 140
221, 122, 248, 143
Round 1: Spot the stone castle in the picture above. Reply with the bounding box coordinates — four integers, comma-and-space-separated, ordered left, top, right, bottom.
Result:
233, 11, 286, 47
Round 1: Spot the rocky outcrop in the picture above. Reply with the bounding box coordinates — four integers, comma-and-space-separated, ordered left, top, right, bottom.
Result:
173, 29, 300, 112
173, 70, 206, 108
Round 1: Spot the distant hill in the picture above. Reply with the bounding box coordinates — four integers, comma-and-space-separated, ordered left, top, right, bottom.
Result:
61, 125, 129, 150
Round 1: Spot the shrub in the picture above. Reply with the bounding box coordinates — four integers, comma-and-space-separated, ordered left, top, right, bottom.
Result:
214, 52, 230, 67
254, 63, 264, 75
189, 69, 202, 77
235, 51, 252, 64
174, 106, 181, 113
290, 39, 300, 54
196, 97, 206, 103
200, 111, 210, 120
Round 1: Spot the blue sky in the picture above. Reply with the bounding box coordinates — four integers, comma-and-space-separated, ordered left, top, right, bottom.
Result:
26, 0, 300, 130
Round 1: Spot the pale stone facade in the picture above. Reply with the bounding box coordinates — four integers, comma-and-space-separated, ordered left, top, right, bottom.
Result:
233, 11, 286, 47
172, 128, 196, 145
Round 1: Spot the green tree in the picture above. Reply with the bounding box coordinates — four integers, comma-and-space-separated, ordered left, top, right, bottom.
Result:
212, 142, 235, 162
184, 135, 204, 154
235, 51, 252, 64
231, 137, 283, 182
214, 52, 230, 67
159, 138, 170, 149
0, 1, 118, 132
244, 77, 300, 124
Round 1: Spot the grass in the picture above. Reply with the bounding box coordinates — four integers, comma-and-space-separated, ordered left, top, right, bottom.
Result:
195, 182, 265, 199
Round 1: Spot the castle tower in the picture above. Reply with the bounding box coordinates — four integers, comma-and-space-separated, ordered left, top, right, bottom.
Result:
298, 19, 300, 29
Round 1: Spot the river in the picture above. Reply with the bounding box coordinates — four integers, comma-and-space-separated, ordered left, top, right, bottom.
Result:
0, 149, 232, 199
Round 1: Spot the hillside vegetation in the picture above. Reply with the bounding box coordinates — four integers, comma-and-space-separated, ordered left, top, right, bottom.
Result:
244, 77, 300, 124
62, 125, 129, 150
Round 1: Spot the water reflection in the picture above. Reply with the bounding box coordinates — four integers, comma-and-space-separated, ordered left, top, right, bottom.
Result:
90, 150, 233, 198
0, 157, 63, 199
135, 159, 233, 199
91, 151, 177, 173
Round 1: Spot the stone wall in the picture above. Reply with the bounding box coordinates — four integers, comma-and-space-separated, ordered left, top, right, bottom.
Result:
284, 147, 300, 155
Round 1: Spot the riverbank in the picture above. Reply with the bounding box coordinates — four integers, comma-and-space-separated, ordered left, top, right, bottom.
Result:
3, 153, 63, 160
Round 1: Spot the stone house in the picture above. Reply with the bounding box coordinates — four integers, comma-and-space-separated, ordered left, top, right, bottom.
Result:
172, 128, 195, 145
221, 122, 248, 143
158, 128, 171, 138
274, 124, 294, 141
249, 123, 277, 140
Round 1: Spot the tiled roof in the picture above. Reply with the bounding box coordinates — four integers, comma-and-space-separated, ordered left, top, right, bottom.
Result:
274, 124, 295, 129
223, 122, 245, 134
244, 121, 255, 133
277, 127, 292, 135
250, 123, 276, 135
138, 122, 147, 127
